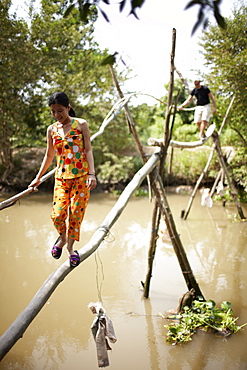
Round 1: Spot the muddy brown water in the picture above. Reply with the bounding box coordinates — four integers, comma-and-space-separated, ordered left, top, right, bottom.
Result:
0, 191, 247, 370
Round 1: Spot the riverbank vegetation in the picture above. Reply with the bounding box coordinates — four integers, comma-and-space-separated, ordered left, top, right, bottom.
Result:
0, 1, 246, 201
164, 300, 247, 345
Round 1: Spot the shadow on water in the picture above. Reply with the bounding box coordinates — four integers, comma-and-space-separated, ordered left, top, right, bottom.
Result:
0, 192, 247, 369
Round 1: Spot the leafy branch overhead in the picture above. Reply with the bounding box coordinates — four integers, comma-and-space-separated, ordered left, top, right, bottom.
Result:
185, 0, 226, 35
64, 0, 226, 34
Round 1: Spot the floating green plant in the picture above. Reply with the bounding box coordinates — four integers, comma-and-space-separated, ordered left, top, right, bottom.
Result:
164, 300, 247, 345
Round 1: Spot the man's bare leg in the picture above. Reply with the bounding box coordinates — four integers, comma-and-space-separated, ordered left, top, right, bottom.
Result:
200, 120, 209, 139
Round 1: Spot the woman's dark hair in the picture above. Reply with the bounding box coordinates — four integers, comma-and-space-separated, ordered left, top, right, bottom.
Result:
49, 92, 76, 117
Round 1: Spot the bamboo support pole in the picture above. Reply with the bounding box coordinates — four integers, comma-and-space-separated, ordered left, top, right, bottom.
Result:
168, 147, 174, 175
135, 28, 202, 298
151, 169, 204, 297
0, 150, 161, 361
213, 134, 246, 219
182, 145, 216, 220
143, 28, 178, 298
143, 200, 161, 298
158, 28, 176, 178
163, 28, 176, 149
210, 168, 223, 197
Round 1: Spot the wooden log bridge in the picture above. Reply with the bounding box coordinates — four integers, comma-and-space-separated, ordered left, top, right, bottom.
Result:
0, 146, 204, 359
0, 150, 160, 360
0, 29, 206, 360
148, 123, 216, 149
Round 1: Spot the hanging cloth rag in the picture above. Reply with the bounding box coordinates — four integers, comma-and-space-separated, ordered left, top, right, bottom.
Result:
88, 302, 117, 368
201, 188, 213, 208
216, 180, 225, 197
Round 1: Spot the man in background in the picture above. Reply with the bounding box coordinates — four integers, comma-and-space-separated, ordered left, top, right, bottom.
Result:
178, 80, 217, 139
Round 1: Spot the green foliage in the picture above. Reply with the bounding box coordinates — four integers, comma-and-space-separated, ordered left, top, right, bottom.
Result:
97, 153, 137, 183
64, 0, 226, 34
133, 187, 149, 197
185, 0, 226, 35
167, 79, 195, 126
213, 188, 232, 203
230, 147, 247, 192
0, 0, 117, 173
165, 300, 247, 345
77, 101, 140, 185
172, 123, 198, 142
200, 4, 247, 146
131, 103, 159, 142
171, 147, 218, 183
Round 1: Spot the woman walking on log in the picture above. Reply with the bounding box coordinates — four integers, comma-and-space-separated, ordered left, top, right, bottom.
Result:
29, 92, 97, 267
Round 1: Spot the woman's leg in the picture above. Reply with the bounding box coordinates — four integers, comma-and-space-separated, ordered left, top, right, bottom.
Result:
67, 176, 90, 253
51, 178, 70, 249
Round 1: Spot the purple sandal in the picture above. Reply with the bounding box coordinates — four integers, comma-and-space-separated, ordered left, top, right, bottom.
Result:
51, 237, 63, 259
51, 245, 63, 259
69, 251, 80, 267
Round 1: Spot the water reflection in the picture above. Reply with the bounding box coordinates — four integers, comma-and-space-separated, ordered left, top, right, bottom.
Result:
143, 299, 162, 370
0, 193, 246, 369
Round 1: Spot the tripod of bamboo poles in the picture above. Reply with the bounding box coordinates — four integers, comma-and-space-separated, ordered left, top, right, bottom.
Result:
181, 96, 246, 221
109, 28, 204, 300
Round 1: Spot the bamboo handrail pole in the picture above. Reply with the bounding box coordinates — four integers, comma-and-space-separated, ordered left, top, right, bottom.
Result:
148, 137, 210, 148
109, 65, 147, 163
175, 66, 194, 98
0, 169, 56, 210
149, 122, 216, 149
218, 96, 235, 136
109, 64, 155, 207
0, 150, 161, 360
90, 94, 135, 141
108, 64, 153, 201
